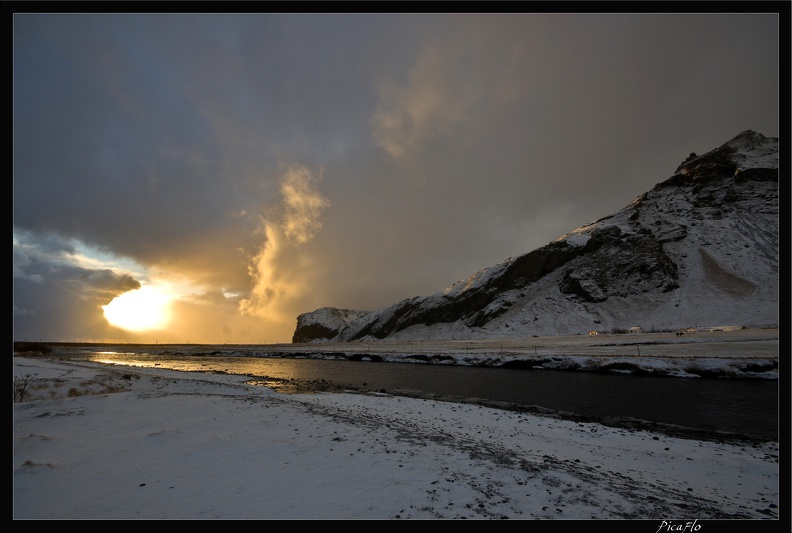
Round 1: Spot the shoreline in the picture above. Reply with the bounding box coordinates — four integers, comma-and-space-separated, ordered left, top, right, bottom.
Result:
13, 355, 780, 519
258, 377, 778, 445
14, 328, 781, 380
18, 352, 779, 446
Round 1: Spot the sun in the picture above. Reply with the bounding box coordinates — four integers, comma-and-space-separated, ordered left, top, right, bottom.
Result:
102, 285, 172, 331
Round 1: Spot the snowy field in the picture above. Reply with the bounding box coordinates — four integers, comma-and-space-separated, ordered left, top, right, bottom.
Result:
13, 353, 780, 521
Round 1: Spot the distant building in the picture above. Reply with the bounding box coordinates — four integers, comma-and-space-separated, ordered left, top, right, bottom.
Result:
629, 326, 643, 334
697, 325, 744, 332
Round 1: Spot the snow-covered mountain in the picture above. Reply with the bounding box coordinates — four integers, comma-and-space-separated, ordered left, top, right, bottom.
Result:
293, 130, 779, 343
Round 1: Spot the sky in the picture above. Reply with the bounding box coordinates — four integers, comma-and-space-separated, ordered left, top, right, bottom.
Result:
12, 12, 781, 344
12, 354, 780, 520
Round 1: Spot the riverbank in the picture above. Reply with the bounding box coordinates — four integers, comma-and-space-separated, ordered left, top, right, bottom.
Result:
13, 355, 779, 520
14, 328, 781, 380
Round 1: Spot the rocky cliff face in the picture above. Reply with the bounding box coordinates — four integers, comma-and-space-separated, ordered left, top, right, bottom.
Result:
292, 307, 371, 343
293, 131, 779, 342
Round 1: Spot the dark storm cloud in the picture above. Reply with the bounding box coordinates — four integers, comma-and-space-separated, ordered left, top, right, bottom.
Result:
13, 12, 780, 343
13, 231, 144, 342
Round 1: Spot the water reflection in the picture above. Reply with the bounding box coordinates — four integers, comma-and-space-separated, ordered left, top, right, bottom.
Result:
72, 351, 777, 440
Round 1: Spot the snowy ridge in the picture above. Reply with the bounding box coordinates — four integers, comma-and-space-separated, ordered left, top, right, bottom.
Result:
293, 131, 778, 343
292, 307, 370, 343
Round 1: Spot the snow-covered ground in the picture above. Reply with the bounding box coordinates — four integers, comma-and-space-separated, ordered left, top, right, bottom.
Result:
288, 328, 781, 379
13, 354, 779, 520
40, 328, 778, 379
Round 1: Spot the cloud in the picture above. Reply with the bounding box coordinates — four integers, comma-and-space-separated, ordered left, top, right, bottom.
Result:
13, 232, 143, 296
371, 40, 475, 160
14, 305, 35, 316
13, 248, 43, 283
370, 17, 532, 161
239, 165, 330, 326
280, 166, 332, 244
79, 270, 142, 300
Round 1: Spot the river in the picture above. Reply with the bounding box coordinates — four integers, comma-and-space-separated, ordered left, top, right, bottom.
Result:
48, 348, 778, 441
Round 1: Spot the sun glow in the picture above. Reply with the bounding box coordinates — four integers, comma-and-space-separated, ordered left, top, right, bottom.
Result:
102, 285, 173, 331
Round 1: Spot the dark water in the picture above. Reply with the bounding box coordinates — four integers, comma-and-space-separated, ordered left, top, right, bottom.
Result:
64, 351, 778, 441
